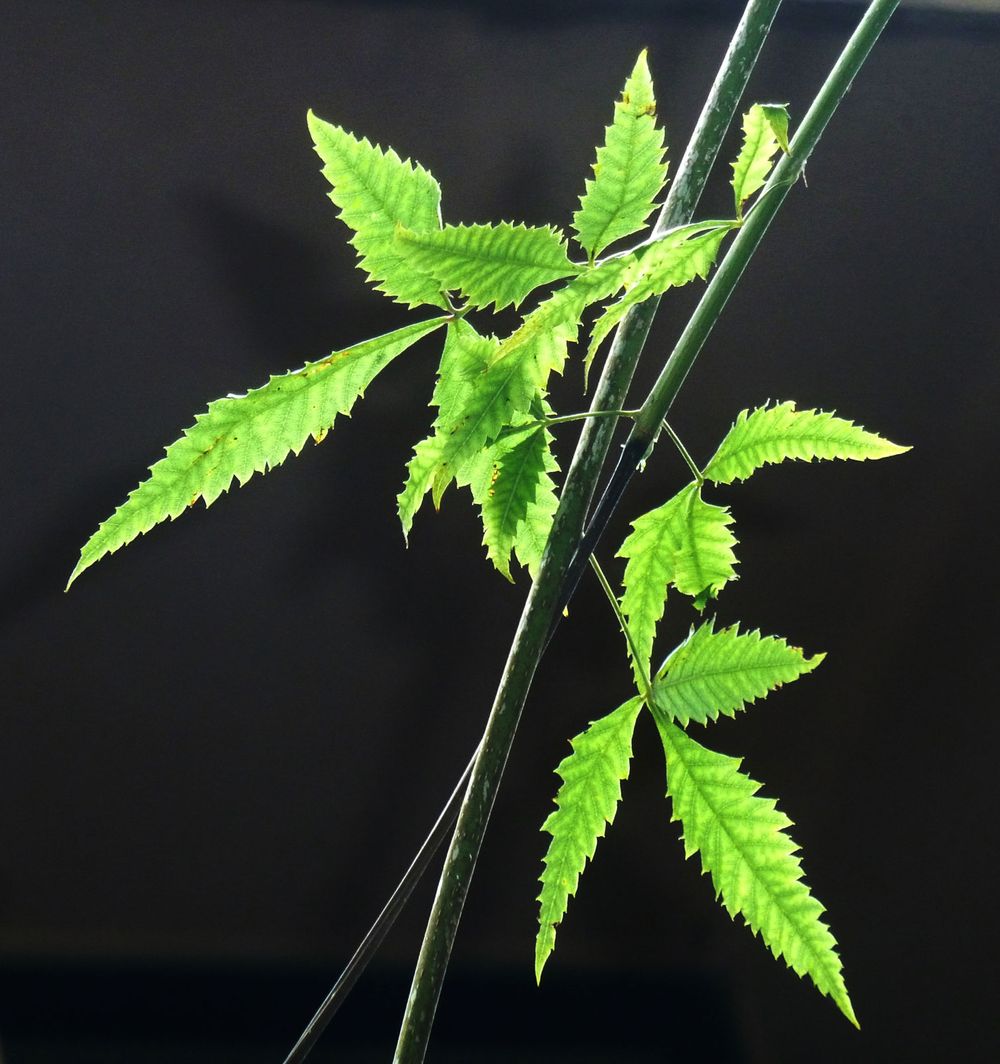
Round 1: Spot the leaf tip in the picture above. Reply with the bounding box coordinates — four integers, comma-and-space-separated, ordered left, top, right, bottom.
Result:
534, 933, 552, 985
804, 650, 827, 673
760, 103, 792, 155
623, 48, 656, 114
66, 545, 99, 590
838, 990, 860, 1029
305, 107, 328, 142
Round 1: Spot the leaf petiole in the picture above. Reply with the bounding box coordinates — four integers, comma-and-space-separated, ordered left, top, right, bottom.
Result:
588, 554, 653, 704
661, 419, 704, 484
496, 408, 639, 443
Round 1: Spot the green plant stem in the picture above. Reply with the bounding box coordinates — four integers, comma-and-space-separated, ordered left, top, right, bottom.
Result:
554, 0, 901, 627
546, 407, 639, 427
588, 555, 652, 702
637, 6, 900, 441
281, 746, 481, 1064
661, 420, 704, 484
498, 408, 640, 442
392, 5, 784, 1061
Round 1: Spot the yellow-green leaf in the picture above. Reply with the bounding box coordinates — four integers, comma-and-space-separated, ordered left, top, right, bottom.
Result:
656, 719, 858, 1026
536, 697, 643, 982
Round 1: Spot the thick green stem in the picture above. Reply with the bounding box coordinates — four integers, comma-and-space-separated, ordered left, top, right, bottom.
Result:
634, 0, 900, 443
393, 4, 784, 1060
555, 0, 900, 624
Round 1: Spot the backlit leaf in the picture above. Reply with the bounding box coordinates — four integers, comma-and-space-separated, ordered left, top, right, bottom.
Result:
730, 103, 790, 218
653, 619, 824, 726
703, 402, 911, 486
656, 719, 857, 1026
72, 317, 448, 585
396, 222, 579, 311
308, 111, 446, 307
572, 50, 668, 260
474, 426, 559, 581
536, 697, 643, 981
617, 483, 738, 685
587, 223, 733, 367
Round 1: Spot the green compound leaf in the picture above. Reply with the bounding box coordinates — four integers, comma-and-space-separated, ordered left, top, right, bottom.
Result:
474, 426, 558, 581
71, 317, 448, 586
618, 483, 738, 686
703, 401, 911, 486
573, 49, 668, 261
655, 719, 858, 1027
731, 103, 790, 218
587, 223, 733, 368
307, 111, 446, 308
652, 619, 824, 726
536, 697, 643, 982
396, 222, 580, 311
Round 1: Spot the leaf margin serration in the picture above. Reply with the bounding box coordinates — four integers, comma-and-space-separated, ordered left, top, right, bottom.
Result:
730, 102, 790, 218
395, 221, 580, 311
536, 696, 643, 983
307, 109, 447, 308
655, 716, 858, 1027
703, 401, 911, 486
572, 49, 669, 260
69, 317, 448, 586
652, 618, 824, 726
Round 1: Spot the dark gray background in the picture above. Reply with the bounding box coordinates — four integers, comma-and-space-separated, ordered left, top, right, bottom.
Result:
2, 1, 998, 1060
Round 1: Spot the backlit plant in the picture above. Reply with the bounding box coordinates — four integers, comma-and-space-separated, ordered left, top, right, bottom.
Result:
69, 1, 905, 1057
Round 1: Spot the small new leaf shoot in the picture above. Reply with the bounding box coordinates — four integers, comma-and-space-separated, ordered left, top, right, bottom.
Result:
730, 103, 790, 218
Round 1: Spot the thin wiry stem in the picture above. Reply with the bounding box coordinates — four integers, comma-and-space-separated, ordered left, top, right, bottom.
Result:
496, 408, 640, 444
280, 746, 479, 1064
588, 555, 652, 703
661, 420, 704, 485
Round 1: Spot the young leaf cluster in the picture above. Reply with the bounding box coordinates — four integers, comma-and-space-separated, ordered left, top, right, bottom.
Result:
70, 51, 739, 588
